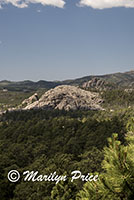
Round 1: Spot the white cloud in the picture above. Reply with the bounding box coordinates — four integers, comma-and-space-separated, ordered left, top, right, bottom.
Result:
78, 0, 134, 9
0, 0, 65, 8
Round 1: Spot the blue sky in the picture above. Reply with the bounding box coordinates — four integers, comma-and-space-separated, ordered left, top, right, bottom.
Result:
0, 0, 134, 81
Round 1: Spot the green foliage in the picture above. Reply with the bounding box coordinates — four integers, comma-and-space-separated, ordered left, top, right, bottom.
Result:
101, 89, 134, 109
77, 133, 134, 200
0, 109, 126, 199
51, 177, 77, 200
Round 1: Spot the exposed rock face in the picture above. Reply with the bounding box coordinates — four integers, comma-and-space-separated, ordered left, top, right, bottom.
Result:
82, 78, 113, 90
22, 93, 39, 106
24, 85, 103, 111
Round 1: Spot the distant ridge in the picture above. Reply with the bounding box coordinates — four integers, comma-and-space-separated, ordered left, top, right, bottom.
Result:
1, 70, 134, 91
0, 79, 61, 91
62, 70, 134, 88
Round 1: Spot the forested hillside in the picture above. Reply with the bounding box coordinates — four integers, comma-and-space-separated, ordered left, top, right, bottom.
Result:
1, 108, 133, 200
1, 71, 134, 199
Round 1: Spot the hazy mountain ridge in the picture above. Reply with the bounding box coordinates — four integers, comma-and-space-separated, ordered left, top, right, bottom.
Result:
1, 70, 134, 91
0, 80, 61, 91
67, 70, 134, 88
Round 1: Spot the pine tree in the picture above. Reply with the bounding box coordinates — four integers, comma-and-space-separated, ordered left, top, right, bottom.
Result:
76, 133, 134, 200
51, 177, 77, 200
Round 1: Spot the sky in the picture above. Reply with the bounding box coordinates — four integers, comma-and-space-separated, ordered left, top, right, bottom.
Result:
0, 0, 134, 81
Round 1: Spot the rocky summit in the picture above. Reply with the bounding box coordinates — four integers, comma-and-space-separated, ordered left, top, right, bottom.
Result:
82, 78, 115, 91
24, 85, 103, 111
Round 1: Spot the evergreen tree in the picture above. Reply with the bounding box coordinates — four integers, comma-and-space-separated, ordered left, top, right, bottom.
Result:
51, 177, 77, 200
76, 133, 134, 200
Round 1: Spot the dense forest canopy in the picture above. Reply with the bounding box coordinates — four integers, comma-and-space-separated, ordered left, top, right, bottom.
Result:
0, 107, 133, 200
